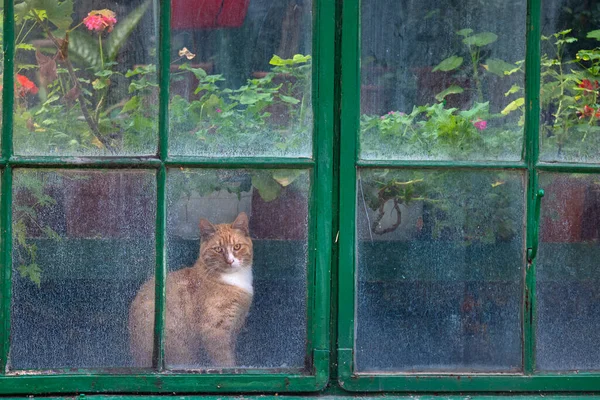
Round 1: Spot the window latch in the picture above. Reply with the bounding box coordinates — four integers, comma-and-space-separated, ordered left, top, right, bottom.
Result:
527, 189, 545, 263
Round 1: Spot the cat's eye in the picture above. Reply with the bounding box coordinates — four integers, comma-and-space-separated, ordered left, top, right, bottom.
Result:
233, 244, 241, 251
214, 246, 223, 253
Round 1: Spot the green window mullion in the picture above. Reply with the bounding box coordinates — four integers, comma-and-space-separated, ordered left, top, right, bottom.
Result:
0, 166, 12, 374
0, 0, 15, 374
523, 0, 542, 375
337, 0, 360, 382
153, 0, 172, 371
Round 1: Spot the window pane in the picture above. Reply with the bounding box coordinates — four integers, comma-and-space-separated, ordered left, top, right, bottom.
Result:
154, 168, 308, 369
537, 173, 600, 371
355, 169, 525, 372
169, 1, 313, 157
13, 1, 158, 156
540, 1, 600, 163
360, 0, 526, 161
10, 169, 156, 369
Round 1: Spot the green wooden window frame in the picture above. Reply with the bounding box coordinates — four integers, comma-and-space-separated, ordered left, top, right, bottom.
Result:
337, 0, 600, 392
0, 0, 334, 394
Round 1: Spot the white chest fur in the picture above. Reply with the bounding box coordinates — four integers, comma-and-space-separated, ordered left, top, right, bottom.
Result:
221, 267, 253, 294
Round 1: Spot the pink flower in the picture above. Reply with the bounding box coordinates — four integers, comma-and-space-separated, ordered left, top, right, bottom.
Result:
83, 9, 117, 33
473, 119, 487, 130
216, 108, 222, 113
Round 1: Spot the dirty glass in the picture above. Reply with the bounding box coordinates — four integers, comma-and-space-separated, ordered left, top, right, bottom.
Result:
163, 168, 309, 369
13, 0, 158, 156
355, 169, 525, 372
360, 0, 526, 161
536, 173, 600, 371
169, 0, 313, 157
539, 0, 600, 163
10, 169, 156, 369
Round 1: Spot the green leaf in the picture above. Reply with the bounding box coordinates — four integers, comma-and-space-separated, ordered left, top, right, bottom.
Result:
271, 170, 302, 187
25, 0, 73, 30
105, 0, 151, 62
269, 55, 286, 66
179, 63, 207, 80
125, 64, 156, 77
485, 58, 516, 77
434, 84, 464, 102
121, 96, 140, 113
432, 56, 463, 72
587, 30, 600, 41
16, 43, 35, 51
456, 29, 473, 37
463, 32, 498, 47
67, 30, 102, 70
251, 172, 281, 202
279, 94, 300, 104
505, 84, 521, 96
18, 263, 42, 288
92, 77, 109, 90
501, 97, 525, 115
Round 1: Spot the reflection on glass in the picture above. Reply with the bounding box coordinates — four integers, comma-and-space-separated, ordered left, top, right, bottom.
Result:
537, 173, 600, 371
540, 1, 600, 163
152, 168, 309, 369
13, 1, 158, 156
10, 169, 156, 369
360, 0, 526, 161
169, 0, 313, 157
355, 169, 525, 372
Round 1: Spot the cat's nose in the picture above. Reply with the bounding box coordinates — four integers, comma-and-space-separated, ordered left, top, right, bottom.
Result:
226, 258, 234, 265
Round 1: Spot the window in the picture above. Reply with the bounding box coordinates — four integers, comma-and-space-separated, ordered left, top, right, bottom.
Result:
338, 0, 600, 392
0, 0, 332, 394
1, 0, 600, 396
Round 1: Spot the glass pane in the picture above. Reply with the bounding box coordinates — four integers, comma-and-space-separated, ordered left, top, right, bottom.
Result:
150, 168, 309, 369
537, 173, 600, 371
355, 169, 525, 372
10, 169, 156, 369
540, 1, 600, 163
360, 0, 526, 161
169, 1, 312, 157
13, 1, 158, 156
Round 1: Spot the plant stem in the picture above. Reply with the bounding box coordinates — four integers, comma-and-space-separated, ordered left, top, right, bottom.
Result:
31, 11, 115, 152
471, 47, 483, 102
99, 35, 104, 70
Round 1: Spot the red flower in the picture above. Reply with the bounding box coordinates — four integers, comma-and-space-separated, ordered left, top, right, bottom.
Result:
578, 79, 599, 92
16, 74, 38, 96
83, 9, 117, 33
577, 105, 600, 119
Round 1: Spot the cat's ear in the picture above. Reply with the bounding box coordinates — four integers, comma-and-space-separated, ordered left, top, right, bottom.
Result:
199, 218, 217, 239
232, 212, 249, 235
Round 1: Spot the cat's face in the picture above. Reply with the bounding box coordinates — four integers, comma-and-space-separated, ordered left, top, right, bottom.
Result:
199, 212, 253, 273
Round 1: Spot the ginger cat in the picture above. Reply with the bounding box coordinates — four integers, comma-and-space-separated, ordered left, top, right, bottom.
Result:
128, 212, 253, 368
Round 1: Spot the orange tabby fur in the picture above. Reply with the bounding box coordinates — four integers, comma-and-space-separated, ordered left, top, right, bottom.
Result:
128, 212, 253, 367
